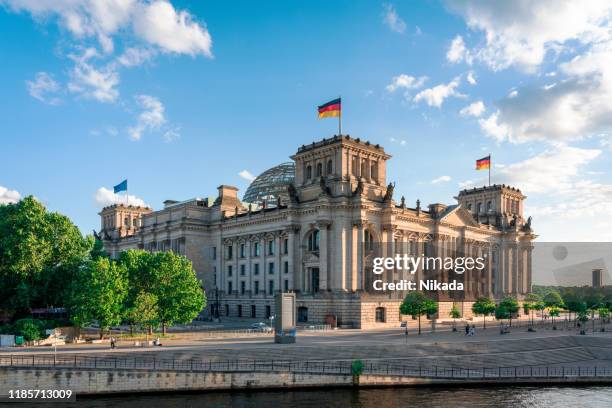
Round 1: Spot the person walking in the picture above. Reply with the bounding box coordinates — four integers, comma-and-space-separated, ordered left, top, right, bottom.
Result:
465, 323, 470, 336
110, 337, 115, 349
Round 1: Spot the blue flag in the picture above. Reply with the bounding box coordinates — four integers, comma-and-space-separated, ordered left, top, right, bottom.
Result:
113, 179, 127, 193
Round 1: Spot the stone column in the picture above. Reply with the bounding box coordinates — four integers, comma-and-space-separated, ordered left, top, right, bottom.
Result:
287, 226, 299, 292
318, 220, 331, 291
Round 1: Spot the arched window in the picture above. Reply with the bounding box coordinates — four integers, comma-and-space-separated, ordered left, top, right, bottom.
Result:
326, 159, 333, 175
307, 230, 320, 252
477, 202, 482, 214
375, 307, 386, 323
487, 201, 492, 212
316, 162, 322, 177
467, 203, 472, 211
306, 165, 312, 180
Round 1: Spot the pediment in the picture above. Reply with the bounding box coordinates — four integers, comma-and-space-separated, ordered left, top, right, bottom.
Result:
439, 205, 479, 227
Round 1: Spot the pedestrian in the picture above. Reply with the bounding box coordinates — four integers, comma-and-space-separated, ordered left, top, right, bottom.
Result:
110, 337, 115, 349
465, 323, 470, 336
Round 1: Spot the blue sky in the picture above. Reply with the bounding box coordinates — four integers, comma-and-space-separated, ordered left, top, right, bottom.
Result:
1, 1, 611, 241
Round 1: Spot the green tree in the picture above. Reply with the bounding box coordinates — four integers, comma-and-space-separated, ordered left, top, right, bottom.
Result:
119, 250, 206, 335
598, 307, 609, 331
472, 297, 496, 329
549, 306, 560, 329
13, 318, 45, 342
523, 293, 543, 326
69, 258, 128, 339
399, 292, 438, 335
496, 296, 519, 327
577, 311, 589, 334
450, 305, 461, 331
125, 291, 159, 335
562, 290, 586, 325
0, 196, 90, 316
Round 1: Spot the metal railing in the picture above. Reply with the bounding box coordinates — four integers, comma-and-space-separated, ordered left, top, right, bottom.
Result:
2, 354, 611, 379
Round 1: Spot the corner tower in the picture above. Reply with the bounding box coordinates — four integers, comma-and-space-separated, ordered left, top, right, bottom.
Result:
457, 184, 527, 229
98, 204, 152, 241
290, 135, 391, 201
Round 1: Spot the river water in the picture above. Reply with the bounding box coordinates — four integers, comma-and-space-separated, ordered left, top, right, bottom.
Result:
43, 385, 612, 407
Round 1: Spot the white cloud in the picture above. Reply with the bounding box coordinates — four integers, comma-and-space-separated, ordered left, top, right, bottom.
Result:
389, 137, 407, 146
95, 187, 147, 207
431, 175, 451, 184
496, 145, 601, 194
460, 100, 485, 117
116, 47, 156, 67
163, 127, 180, 143
446, 35, 471, 64
466, 71, 477, 85
446, 0, 612, 72
128, 94, 166, 141
26, 72, 61, 105
239, 170, 256, 182
2, 0, 213, 58
133, 0, 213, 57
67, 48, 119, 102
479, 41, 612, 144
385, 74, 427, 92
382, 3, 406, 34
3, 0, 213, 105
458, 145, 612, 239
0, 185, 21, 204
413, 76, 463, 107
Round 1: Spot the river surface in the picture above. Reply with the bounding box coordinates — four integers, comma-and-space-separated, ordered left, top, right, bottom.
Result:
37, 385, 612, 407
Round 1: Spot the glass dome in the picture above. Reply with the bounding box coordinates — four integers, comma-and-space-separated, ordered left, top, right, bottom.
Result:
243, 162, 295, 206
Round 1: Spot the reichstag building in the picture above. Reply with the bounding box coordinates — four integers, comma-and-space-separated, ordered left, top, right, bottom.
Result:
99, 135, 535, 328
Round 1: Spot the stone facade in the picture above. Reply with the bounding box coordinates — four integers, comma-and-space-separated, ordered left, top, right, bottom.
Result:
99, 135, 535, 328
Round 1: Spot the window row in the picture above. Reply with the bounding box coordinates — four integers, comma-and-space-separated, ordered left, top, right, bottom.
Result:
226, 279, 290, 295
226, 261, 290, 277
305, 159, 333, 180
224, 239, 289, 260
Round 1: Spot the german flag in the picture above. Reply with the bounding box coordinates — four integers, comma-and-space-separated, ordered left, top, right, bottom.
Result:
318, 98, 341, 119
476, 155, 491, 170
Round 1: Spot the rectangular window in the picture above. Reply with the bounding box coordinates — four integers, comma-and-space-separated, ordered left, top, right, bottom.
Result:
268, 262, 274, 274
251, 305, 256, 318
268, 280, 274, 295
226, 245, 233, 259
240, 243, 245, 258
228, 265, 233, 277
212, 246, 217, 260
241, 281, 245, 295
238, 305, 242, 317
254, 263, 260, 275
284, 261, 289, 274
240, 264, 246, 276
253, 242, 260, 257
228, 281, 233, 294
283, 238, 288, 254
284, 279, 289, 292
254, 281, 260, 294
268, 240, 275, 255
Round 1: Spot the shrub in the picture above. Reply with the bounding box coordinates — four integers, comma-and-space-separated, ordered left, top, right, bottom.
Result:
13, 318, 45, 341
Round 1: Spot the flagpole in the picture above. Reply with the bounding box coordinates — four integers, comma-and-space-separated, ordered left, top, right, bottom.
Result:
338, 95, 342, 136
488, 154, 491, 187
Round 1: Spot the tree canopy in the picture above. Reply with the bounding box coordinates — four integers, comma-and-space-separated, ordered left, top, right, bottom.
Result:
0, 196, 90, 316
400, 292, 437, 335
